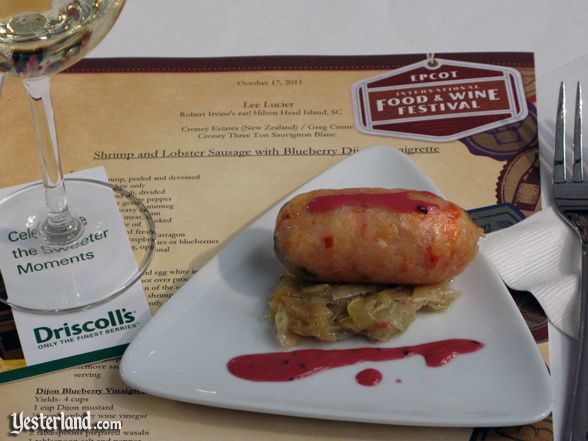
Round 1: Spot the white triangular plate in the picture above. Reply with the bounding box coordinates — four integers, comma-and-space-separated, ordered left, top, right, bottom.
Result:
121, 146, 551, 427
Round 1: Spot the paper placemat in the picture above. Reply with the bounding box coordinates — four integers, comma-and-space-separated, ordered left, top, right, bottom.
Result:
0, 53, 549, 441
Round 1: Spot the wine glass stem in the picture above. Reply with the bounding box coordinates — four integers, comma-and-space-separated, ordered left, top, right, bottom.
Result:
23, 76, 83, 244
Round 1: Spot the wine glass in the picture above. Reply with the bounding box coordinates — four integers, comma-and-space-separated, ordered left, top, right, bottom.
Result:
0, 0, 156, 313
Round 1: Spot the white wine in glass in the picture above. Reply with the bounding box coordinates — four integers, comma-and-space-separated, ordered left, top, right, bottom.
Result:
0, 0, 156, 313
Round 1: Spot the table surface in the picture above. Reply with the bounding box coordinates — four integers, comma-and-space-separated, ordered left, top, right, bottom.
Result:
63, 0, 588, 439
92, 0, 588, 187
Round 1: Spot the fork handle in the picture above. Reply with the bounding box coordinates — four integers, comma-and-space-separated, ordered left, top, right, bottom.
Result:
563, 242, 588, 441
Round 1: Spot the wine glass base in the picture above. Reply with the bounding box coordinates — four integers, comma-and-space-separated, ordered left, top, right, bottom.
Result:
0, 178, 155, 314
36, 212, 85, 246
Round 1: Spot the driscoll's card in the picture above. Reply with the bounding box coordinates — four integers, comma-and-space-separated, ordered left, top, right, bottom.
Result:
0, 168, 150, 383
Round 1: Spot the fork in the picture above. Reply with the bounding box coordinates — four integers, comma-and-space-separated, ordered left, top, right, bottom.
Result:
554, 82, 588, 441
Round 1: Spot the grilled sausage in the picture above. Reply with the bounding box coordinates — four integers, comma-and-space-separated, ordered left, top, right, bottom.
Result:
274, 188, 482, 285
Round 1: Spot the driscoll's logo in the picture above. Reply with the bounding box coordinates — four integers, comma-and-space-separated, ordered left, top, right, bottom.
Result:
34, 309, 136, 344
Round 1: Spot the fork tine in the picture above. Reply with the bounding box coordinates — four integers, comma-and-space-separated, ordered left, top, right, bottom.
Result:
573, 82, 584, 182
555, 82, 567, 183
